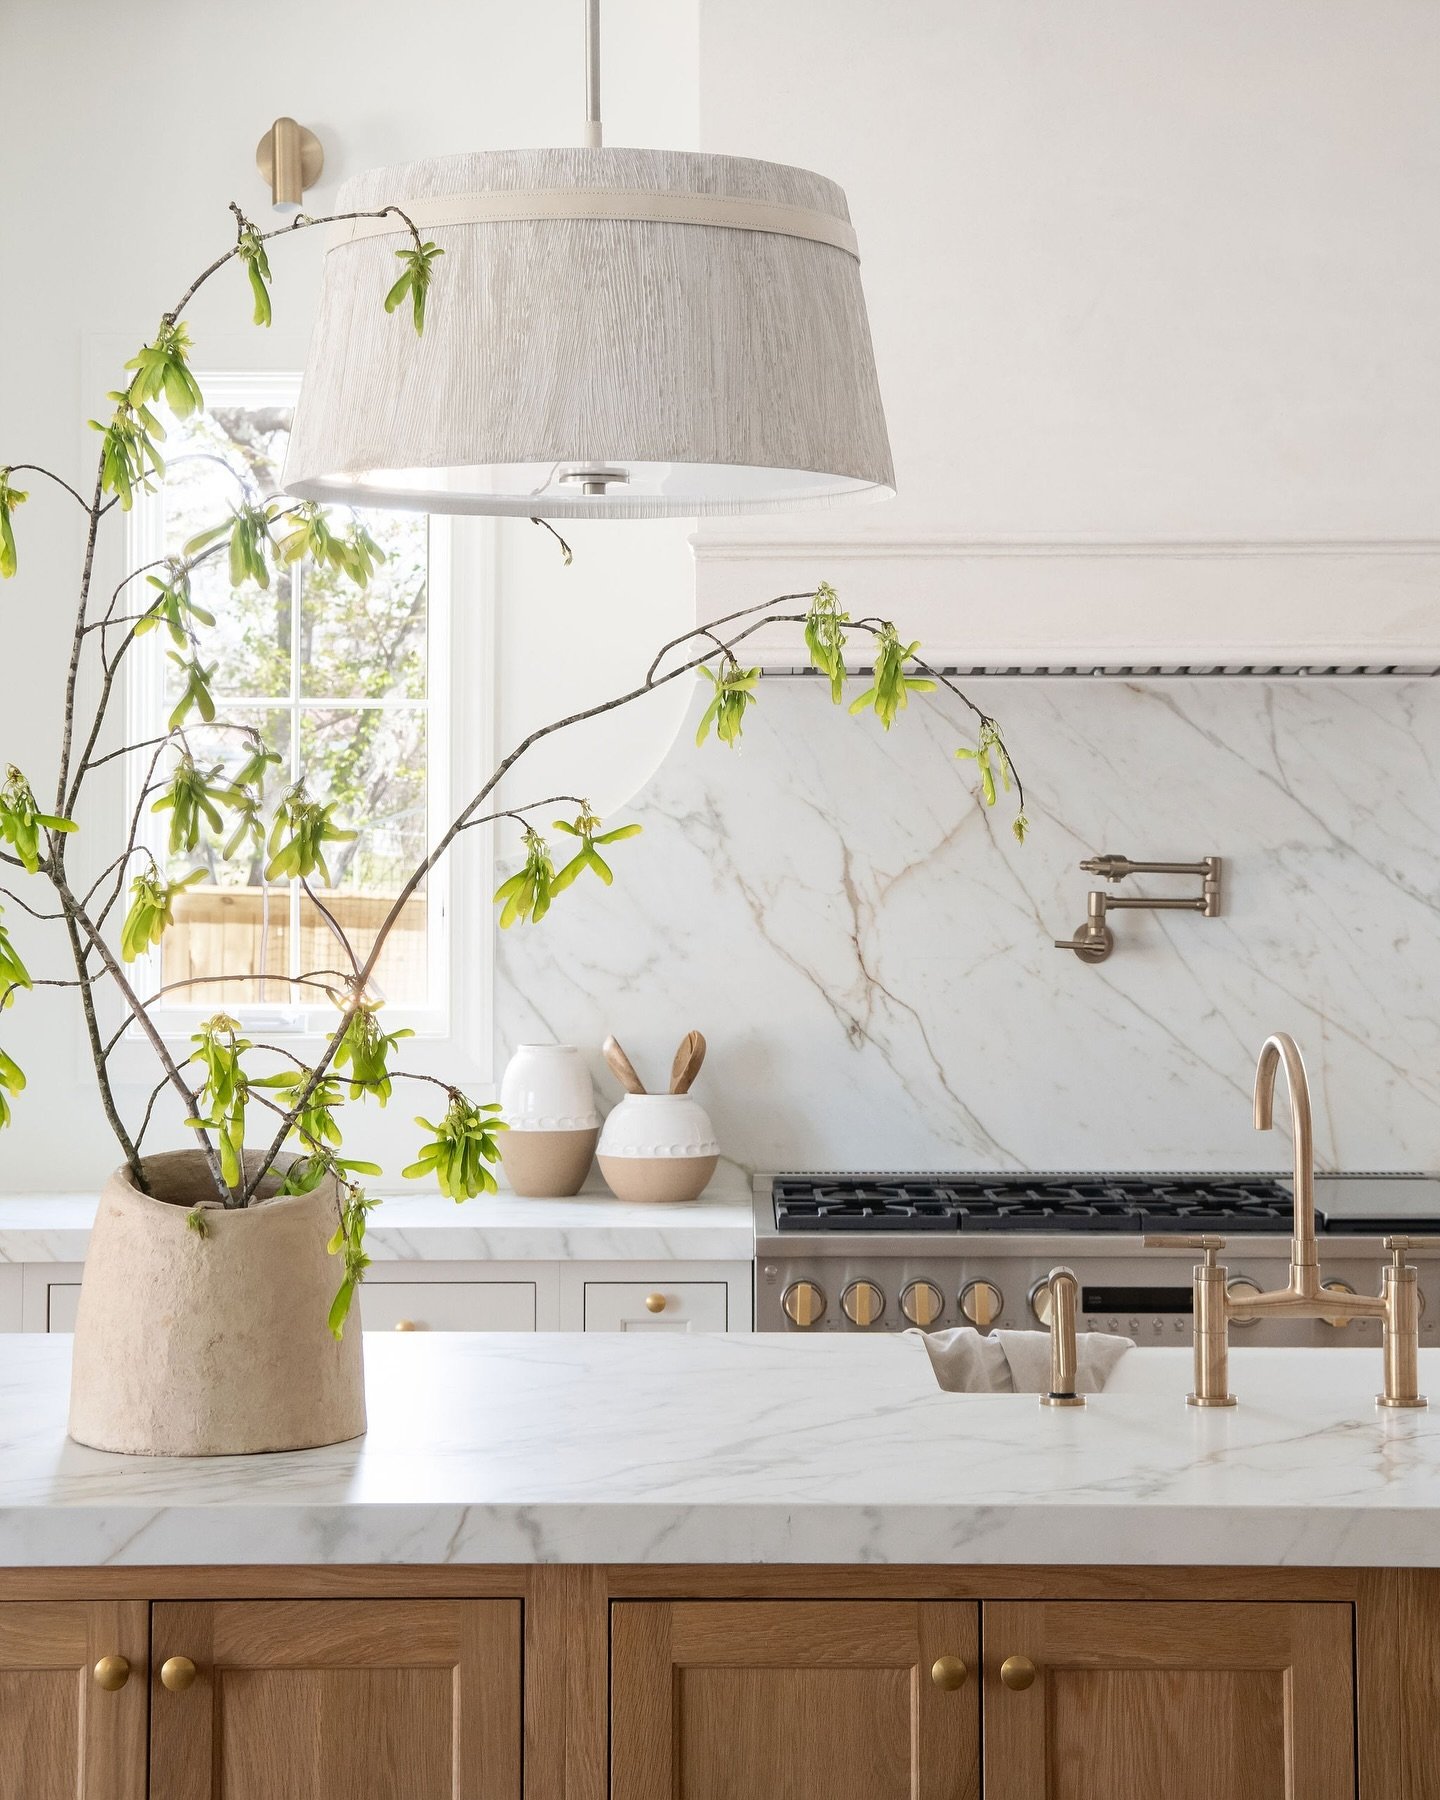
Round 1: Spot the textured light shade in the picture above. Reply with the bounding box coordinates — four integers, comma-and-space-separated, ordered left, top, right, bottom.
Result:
283, 147, 894, 518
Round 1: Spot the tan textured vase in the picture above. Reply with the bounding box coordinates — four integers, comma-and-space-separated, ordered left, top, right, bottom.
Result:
68, 1151, 366, 1457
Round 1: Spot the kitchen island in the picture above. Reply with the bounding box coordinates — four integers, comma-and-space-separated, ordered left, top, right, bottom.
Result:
2, 1332, 1436, 1797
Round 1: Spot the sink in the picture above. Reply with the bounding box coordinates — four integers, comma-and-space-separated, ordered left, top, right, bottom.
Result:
1104, 1344, 1440, 1407
918, 1333, 1440, 1405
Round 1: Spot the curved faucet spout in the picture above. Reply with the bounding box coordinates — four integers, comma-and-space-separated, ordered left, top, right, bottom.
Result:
1253, 1032, 1317, 1276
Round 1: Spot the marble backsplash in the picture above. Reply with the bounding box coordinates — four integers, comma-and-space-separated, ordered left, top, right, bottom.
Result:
495, 677, 1440, 1175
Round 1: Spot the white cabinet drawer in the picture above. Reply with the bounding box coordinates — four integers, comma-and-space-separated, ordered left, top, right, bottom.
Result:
583, 1280, 728, 1333
45, 1283, 82, 1333
361, 1280, 536, 1333
0, 1266, 21, 1332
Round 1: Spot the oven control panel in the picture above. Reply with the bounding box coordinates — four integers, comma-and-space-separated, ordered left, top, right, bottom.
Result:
757, 1256, 1435, 1347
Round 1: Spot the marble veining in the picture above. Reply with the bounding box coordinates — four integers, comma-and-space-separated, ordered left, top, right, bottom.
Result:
0, 1178, 753, 1265
497, 678, 1440, 1173
2, 1335, 1439, 1567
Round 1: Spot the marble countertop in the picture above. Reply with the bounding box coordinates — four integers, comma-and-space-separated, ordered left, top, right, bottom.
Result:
0, 1172, 754, 1264
4, 1333, 1440, 1567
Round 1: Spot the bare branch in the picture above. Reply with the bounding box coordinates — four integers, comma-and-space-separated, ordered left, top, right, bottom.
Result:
132, 1075, 172, 1154
0, 886, 65, 922
299, 878, 362, 982
1, 464, 93, 511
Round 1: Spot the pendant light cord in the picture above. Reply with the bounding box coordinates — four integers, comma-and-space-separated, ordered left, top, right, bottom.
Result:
584, 0, 603, 147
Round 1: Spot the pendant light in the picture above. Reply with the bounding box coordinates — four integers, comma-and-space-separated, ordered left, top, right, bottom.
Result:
283, 0, 894, 518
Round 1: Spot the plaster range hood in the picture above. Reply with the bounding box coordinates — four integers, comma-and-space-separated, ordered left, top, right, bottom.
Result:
692, 533, 1440, 676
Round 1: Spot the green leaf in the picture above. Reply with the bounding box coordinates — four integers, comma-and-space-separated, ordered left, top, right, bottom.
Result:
264, 781, 356, 884
848, 624, 934, 730
125, 322, 204, 420
492, 827, 554, 928
0, 766, 76, 873
0, 474, 29, 579
331, 1005, 412, 1106
695, 663, 760, 748
403, 1093, 505, 1201
0, 908, 31, 1009
385, 241, 444, 335
0, 1042, 25, 1130
120, 865, 204, 963
803, 580, 849, 703
166, 653, 218, 731
89, 394, 166, 510
238, 228, 273, 327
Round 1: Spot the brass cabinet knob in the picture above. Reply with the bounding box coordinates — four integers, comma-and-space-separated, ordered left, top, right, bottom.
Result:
1000, 1654, 1037, 1691
393, 1319, 417, 1331
160, 1656, 197, 1692
782, 1280, 826, 1328
930, 1655, 968, 1691
93, 1655, 131, 1691
901, 1280, 945, 1329
644, 1293, 667, 1313
841, 1280, 885, 1328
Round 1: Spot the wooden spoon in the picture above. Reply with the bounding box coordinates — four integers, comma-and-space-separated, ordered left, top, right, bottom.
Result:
670, 1031, 707, 1094
602, 1035, 646, 1095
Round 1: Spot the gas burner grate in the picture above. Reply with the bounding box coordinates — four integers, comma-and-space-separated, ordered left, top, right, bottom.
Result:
770, 1174, 1312, 1235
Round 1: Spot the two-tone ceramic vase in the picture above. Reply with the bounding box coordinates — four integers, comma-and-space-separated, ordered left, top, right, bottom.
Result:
597, 1094, 719, 1203
496, 1044, 600, 1196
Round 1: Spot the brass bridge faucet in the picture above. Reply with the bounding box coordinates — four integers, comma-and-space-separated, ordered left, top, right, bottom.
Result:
1147, 1032, 1435, 1409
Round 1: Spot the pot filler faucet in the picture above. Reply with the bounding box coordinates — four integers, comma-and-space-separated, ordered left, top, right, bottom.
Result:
1053, 854, 1221, 963
1143, 1032, 1436, 1409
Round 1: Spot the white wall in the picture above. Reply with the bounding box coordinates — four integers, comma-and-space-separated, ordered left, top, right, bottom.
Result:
694, 0, 1440, 664
0, 0, 699, 1188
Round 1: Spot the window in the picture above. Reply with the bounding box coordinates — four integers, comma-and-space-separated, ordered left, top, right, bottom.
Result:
125, 373, 455, 1035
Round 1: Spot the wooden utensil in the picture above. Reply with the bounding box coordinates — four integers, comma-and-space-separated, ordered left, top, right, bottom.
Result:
670, 1031, 707, 1094
602, 1035, 646, 1095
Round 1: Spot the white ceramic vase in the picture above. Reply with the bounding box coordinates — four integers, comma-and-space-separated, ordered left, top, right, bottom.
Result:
497, 1043, 600, 1197
597, 1094, 720, 1204
68, 1150, 366, 1457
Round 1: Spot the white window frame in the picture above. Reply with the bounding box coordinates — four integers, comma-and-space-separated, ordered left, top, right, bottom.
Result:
114, 369, 494, 1082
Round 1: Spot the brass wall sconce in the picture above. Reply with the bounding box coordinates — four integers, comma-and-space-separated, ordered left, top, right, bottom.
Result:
256, 118, 324, 214
1053, 854, 1221, 963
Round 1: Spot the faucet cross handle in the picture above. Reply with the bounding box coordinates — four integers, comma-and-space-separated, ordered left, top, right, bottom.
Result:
1384, 1235, 1440, 1266
1144, 1234, 1226, 1267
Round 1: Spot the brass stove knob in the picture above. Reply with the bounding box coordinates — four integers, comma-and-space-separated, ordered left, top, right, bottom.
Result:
1029, 1279, 1054, 1327
841, 1280, 885, 1328
960, 1280, 1003, 1329
1321, 1279, 1355, 1328
782, 1280, 826, 1329
900, 1280, 944, 1329
1226, 1275, 1263, 1328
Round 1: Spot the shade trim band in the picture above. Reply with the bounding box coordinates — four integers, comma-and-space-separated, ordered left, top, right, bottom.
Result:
327, 188, 859, 257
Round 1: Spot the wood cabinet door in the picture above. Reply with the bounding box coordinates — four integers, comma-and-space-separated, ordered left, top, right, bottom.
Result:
983, 1600, 1355, 1800
0, 1600, 147, 1800
150, 1599, 521, 1800
611, 1599, 979, 1800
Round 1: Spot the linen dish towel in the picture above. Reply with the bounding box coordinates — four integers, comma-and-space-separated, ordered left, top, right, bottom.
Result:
913, 1326, 1134, 1395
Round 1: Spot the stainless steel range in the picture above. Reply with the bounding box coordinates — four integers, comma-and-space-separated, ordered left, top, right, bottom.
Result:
754, 1172, 1440, 1347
